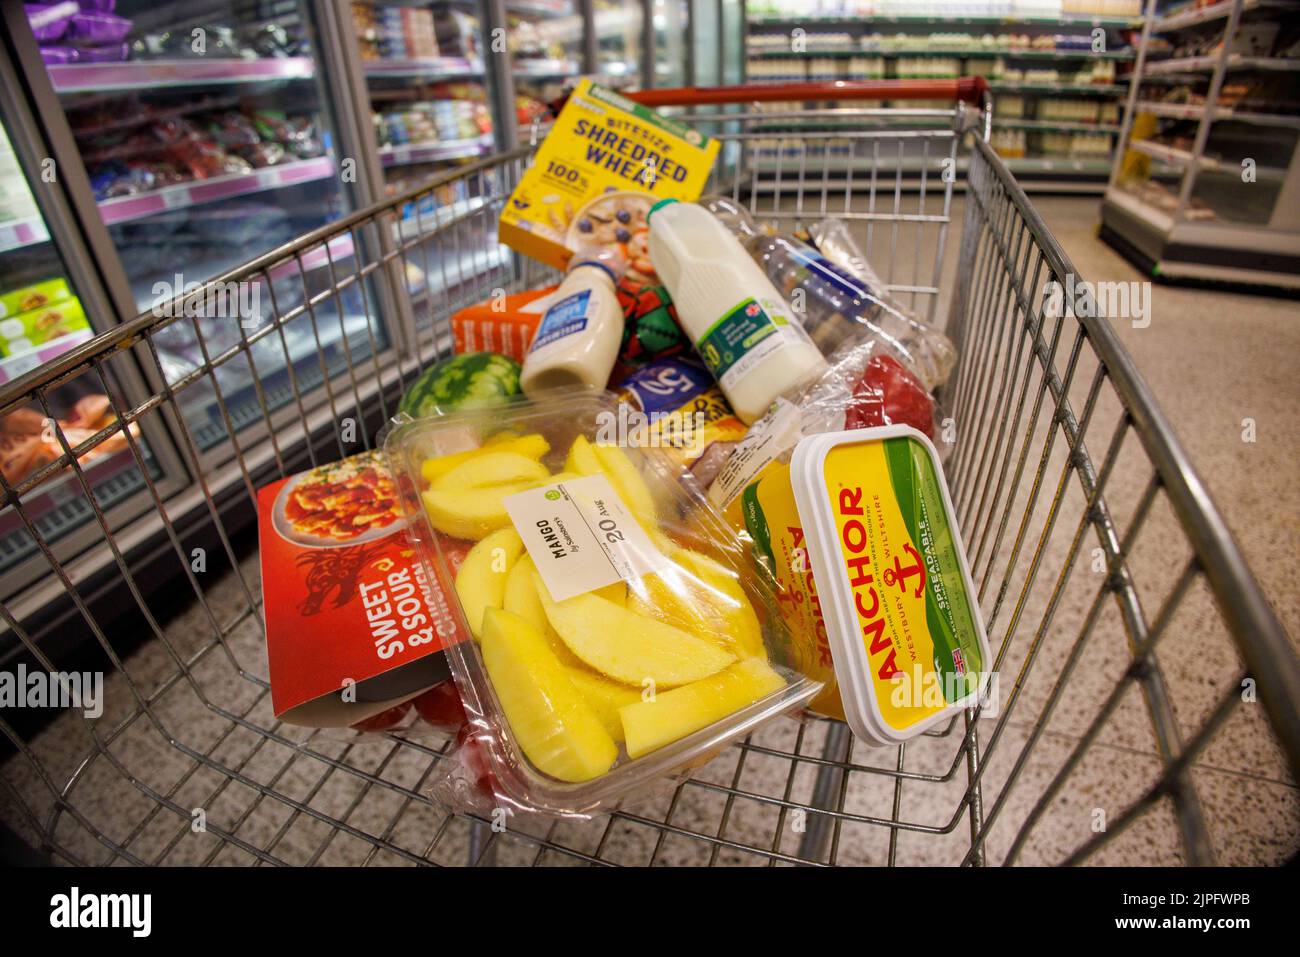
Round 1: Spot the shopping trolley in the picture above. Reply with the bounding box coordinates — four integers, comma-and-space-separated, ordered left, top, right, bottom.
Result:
0, 80, 1295, 867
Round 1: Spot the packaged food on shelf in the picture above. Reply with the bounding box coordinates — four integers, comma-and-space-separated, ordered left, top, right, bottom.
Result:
0, 392, 138, 485
258, 449, 465, 728
520, 253, 627, 397
0, 277, 72, 318
498, 79, 721, 274
384, 391, 820, 815
0, 295, 90, 355
741, 425, 991, 742
647, 198, 828, 425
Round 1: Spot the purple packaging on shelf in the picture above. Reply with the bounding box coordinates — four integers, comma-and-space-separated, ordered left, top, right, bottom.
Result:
38, 44, 79, 65
67, 11, 131, 44
75, 41, 128, 62
78, 0, 115, 10
25, 2, 80, 41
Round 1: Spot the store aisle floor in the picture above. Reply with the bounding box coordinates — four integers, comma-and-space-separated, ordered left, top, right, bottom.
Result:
950, 196, 1299, 645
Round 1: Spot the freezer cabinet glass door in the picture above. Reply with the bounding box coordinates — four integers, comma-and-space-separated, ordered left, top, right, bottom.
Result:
0, 114, 164, 586
26, 0, 388, 453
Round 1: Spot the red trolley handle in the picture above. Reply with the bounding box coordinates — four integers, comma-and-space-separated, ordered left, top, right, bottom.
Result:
624, 77, 990, 108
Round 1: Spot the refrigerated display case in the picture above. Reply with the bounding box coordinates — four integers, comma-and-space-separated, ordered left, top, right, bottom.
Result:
21, 0, 394, 454
1101, 0, 1300, 287
508, 0, 585, 124
652, 0, 688, 88
0, 112, 164, 587
351, 2, 509, 330
595, 0, 643, 89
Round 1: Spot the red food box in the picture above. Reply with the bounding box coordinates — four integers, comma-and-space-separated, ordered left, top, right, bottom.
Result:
258, 450, 469, 727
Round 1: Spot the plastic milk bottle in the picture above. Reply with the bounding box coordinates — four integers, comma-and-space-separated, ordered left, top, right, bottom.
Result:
646, 199, 827, 424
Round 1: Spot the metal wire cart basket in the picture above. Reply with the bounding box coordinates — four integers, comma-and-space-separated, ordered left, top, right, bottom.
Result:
1, 80, 1296, 867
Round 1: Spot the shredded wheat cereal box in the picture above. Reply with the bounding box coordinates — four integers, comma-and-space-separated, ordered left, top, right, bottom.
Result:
499, 79, 719, 284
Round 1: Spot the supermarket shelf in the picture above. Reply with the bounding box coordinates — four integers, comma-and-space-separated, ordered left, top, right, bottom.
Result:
1144, 54, 1300, 77
746, 14, 1141, 27
48, 58, 316, 94
751, 154, 1118, 175
393, 194, 492, 244
1101, 186, 1300, 287
506, 0, 574, 17
97, 156, 335, 227
409, 245, 512, 307
362, 57, 486, 79
1152, 0, 1291, 33
512, 59, 581, 78
1129, 139, 1289, 180
0, 216, 50, 254
0, 329, 94, 386
997, 118, 1120, 133
1135, 99, 1300, 127
748, 47, 1136, 60
987, 81, 1127, 95
378, 134, 494, 167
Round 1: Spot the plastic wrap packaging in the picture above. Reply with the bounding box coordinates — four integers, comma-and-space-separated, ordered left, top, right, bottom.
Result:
708, 329, 947, 518
702, 197, 955, 391
383, 391, 821, 818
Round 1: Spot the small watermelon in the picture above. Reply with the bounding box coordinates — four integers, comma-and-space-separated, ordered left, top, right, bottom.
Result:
399, 351, 521, 418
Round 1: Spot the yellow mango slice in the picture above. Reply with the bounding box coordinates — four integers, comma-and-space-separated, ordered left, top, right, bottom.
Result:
419, 433, 549, 484
593, 442, 657, 527
433, 450, 549, 492
536, 573, 734, 688
675, 548, 767, 660
422, 482, 533, 540
627, 548, 767, 661
503, 555, 586, 668
422, 448, 551, 540
456, 527, 525, 639
564, 667, 643, 743
564, 434, 602, 476
480, 608, 618, 782
619, 657, 787, 759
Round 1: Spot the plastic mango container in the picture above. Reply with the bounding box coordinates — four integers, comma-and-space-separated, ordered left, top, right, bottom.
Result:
384, 391, 819, 816
745, 425, 991, 746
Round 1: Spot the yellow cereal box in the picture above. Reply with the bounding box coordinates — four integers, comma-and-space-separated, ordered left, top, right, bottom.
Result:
499, 80, 720, 285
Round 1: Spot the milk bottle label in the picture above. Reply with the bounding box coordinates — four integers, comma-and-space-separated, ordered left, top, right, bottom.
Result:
530, 289, 592, 352
696, 296, 811, 392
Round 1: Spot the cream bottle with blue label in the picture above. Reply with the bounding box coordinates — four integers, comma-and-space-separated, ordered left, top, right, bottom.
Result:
520, 256, 625, 398
646, 199, 827, 424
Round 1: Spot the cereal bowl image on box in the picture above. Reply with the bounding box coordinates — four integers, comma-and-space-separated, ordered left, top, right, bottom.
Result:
566, 190, 656, 284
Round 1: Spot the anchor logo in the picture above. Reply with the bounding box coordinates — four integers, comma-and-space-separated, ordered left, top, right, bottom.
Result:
882, 543, 927, 599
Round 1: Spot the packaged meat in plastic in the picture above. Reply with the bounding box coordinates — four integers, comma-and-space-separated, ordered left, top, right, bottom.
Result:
708, 332, 946, 516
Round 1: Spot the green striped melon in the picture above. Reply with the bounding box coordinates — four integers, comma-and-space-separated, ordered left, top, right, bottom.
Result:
399, 352, 521, 418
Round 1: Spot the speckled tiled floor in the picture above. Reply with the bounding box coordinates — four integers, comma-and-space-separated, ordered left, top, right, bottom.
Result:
2, 194, 1296, 867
